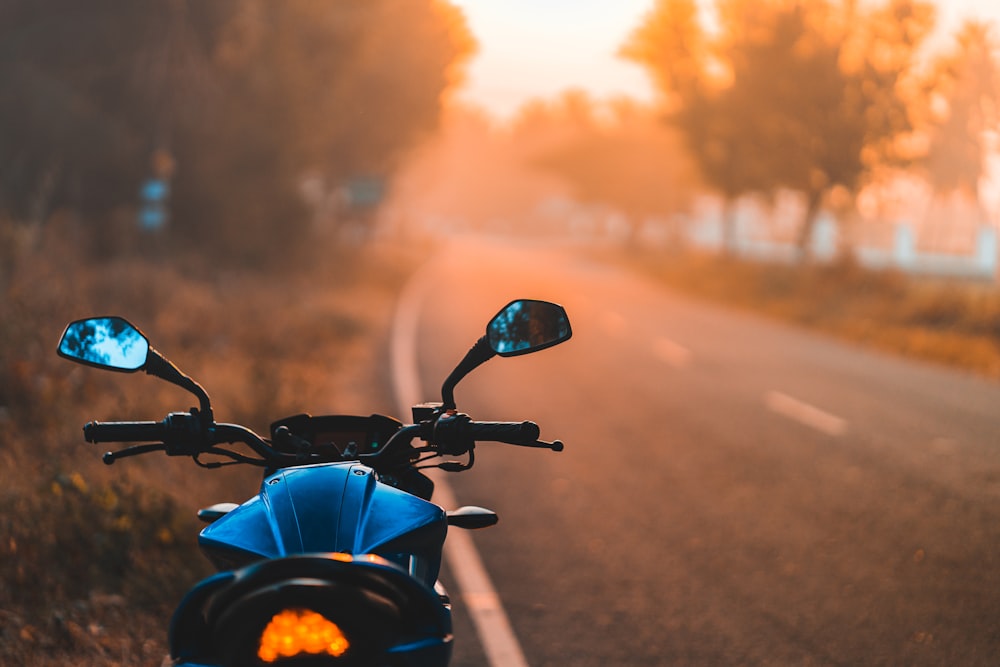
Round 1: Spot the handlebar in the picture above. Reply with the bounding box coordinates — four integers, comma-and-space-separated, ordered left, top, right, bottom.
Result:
430, 414, 563, 453
81, 410, 563, 471
468, 420, 539, 444
82, 414, 307, 467
468, 420, 559, 447
475, 420, 563, 450
85, 421, 168, 444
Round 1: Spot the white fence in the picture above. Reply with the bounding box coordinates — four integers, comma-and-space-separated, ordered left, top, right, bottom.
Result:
675, 200, 998, 281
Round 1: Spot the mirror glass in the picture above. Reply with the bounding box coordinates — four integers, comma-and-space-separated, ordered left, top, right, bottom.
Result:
487, 300, 572, 357
58, 317, 149, 371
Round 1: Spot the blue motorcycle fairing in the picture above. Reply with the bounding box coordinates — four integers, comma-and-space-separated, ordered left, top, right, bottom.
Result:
198, 462, 447, 585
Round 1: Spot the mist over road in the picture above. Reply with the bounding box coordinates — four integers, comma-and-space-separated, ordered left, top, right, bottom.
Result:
403, 238, 1000, 666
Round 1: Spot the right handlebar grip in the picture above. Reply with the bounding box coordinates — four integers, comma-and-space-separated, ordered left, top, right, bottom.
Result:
468, 420, 541, 446
84, 421, 165, 444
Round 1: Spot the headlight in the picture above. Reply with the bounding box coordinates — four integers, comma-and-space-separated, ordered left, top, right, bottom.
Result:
257, 608, 350, 662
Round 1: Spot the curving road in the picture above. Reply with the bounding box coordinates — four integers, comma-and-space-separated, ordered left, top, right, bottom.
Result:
397, 238, 1000, 666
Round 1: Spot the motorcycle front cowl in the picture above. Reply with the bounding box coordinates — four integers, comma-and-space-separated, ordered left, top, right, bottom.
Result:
198, 462, 447, 586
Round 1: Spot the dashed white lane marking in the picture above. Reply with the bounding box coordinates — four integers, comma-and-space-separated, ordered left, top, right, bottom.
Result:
392, 262, 530, 667
765, 391, 847, 436
652, 336, 691, 368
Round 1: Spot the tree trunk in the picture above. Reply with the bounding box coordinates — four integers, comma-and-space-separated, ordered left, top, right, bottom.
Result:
796, 189, 823, 262
624, 213, 643, 249
722, 198, 736, 256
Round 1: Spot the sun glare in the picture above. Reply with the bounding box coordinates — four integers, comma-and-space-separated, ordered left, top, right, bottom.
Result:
447, 0, 1000, 119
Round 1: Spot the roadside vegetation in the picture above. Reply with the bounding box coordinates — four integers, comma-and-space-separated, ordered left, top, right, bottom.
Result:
0, 3, 469, 664
613, 248, 1000, 378
0, 225, 419, 666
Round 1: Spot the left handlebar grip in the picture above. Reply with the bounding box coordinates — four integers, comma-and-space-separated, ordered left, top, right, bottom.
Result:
84, 421, 165, 444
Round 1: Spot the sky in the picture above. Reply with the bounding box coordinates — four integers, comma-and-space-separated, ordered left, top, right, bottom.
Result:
449, 0, 1000, 121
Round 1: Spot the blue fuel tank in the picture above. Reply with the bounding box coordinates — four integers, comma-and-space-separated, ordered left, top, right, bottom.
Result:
198, 462, 447, 585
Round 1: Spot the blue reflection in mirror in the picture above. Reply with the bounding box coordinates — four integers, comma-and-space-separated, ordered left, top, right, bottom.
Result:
58, 317, 149, 371
487, 300, 571, 357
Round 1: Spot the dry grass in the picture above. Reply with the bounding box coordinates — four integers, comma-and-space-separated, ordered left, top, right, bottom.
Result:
612, 249, 1000, 378
0, 221, 421, 666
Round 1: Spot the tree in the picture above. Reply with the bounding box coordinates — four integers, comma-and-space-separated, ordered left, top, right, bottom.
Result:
620, 0, 752, 248
920, 21, 1000, 204
534, 97, 698, 244
0, 0, 474, 262
622, 0, 936, 258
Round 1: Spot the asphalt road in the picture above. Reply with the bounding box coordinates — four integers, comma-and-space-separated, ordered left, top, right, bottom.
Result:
402, 238, 1000, 666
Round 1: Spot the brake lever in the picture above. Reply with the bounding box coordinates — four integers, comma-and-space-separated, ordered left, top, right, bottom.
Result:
102, 443, 167, 465
539, 439, 564, 452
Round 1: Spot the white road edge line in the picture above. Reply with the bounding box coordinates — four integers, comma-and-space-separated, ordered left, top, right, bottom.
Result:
765, 390, 847, 437
391, 262, 530, 667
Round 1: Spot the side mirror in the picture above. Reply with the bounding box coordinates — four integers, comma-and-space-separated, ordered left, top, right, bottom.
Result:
58, 315, 215, 423
487, 299, 572, 357
441, 299, 572, 410
57, 317, 150, 372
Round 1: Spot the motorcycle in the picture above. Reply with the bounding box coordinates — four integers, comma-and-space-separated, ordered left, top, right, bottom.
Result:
56, 299, 571, 666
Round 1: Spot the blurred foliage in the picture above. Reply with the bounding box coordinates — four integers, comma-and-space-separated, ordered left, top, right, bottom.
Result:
0, 473, 209, 665
0, 215, 419, 665
621, 0, 941, 255
920, 21, 1000, 198
385, 106, 554, 233
618, 248, 1000, 377
386, 94, 704, 242
530, 94, 700, 244
0, 0, 474, 264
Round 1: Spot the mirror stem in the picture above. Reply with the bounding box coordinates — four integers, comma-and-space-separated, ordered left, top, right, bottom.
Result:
145, 348, 214, 424
441, 336, 496, 411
